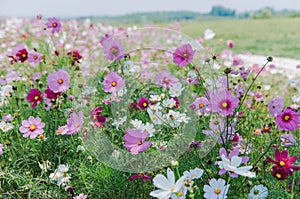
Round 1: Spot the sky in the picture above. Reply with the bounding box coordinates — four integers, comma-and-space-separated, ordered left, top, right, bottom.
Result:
1, 0, 300, 18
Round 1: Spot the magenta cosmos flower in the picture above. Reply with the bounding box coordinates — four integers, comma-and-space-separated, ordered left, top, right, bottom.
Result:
266, 146, 300, 179
173, 44, 195, 67
28, 51, 43, 66
103, 71, 125, 93
45, 17, 61, 33
67, 111, 84, 134
155, 70, 179, 91
276, 108, 300, 131
137, 97, 150, 110
123, 128, 152, 155
19, 116, 45, 139
227, 40, 234, 49
27, 88, 43, 108
128, 172, 152, 182
90, 106, 106, 128
47, 69, 70, 93
268, 96, 284, 116
210, 89, 239, 116
102, 38, 125, 62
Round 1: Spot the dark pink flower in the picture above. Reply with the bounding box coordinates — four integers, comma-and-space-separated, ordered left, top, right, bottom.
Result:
102, 38, 124, 62
276, 108, 300, 131
45, 17, 61, 33
173, 44, 195, 67
123, 128, 152, 155
137, 97, 150, 110
26, 88, 43, 108
16, 49, 28, 63
45, 87, 61, 100
47, 69, 70, 93
266, 146, 300, 176
227, 40, 234, 49
19, 116, 45, 139
103, 71, 125, 93
67, 50, 82, 66
90, 106, 106, 128
271, 165, 289, 180
268, 96, 284, 117
128, 172, 152, 182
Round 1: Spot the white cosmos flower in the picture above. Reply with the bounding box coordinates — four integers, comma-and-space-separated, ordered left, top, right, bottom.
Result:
150, 168, 186, 199
0, 121, 14, 133
217, 155, 256, 178
131, 119, 143, 129
140, 122, 155, 137
204, 28, 215, 40
204, 178, 230, 199
112, 116, 127, 130
147, 109, 163, 125
162, 98, 176, 108
169, 83, 184, 97
247, 184, 268, 199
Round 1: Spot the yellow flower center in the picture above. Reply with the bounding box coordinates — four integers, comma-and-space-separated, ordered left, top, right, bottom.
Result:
191, 174, 196, 178
2, 126, 6, 131
170, 187, 175, 192
177, 192, 183, 197
29, 125, 36, 131
39, 134, 45, 140
33, 55, 38, 60
57, 79, 63, 84
52, 23, 57, 28
57, 129, 62, 134
276, 173, 282, 179
279, 161, 285, 166
111, 81, 117, 87
142, 102, 148, 108
215, 188, 221, 194
283, 114, 290, 121
22, 53, 26, 58
111, 47, 118, 55
285, 139, 290, 143
170, 115, 175, 120
75, 123, 80, 128
34, 95, 39, 101
183, 53, 188, 58
137, 140, 142, 145
222, 102, 228, 108
199, 103, 204, 108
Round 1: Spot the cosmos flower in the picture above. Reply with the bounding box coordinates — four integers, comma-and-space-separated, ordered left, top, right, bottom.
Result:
203, 178, 230, 199
150, 168, 186, 199
47, 69, 70, 93
28, 51, 43, 66
16, 49, 28, 63
128, 172, 152, 182
276, 108, 300, 131
26, 88, 43, 108
73, 193, 87, 199
0, 144, 3, 155
268, 96, 284, 116
204, 28, 215, 40
123, 128, 152, 155
227, 40, 234, 49
103, 71, 125, 93
0, 121, 14, 133
209, 89, 239, 116
45, 87, 61, 100
67, 50, 82, 66
67, 112, 84, 134
190, 97, 210, 115
102, 38, 125, 62
19, 116, 45, 139
173, 44, 195, 67
280, 134, 296, 146
45, 17, 61, 33
266, 146, 300, 176
247, 184, 268, 199
90, 106, 106, 128
137, 97, 150, 110
155, 70, 179, 91
183, 168, 204, 180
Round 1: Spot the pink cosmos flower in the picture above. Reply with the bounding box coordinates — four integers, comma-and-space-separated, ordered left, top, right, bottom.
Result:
102, 38, 125, 62
276, 108, 300, 131
210, 89, 239, 116
123, 128, 152, 155
190, 97, 210, 115
19, 116, 45, 139
47, 69, 70, 93
56, 125, 68, 135
173, 44, 195, 67
0, 144, 3, 155
155, 70, 179, 91
26, 88, 43, 108
103, 71, 125, 93
227, 40, 234, 49
268, 96, 284, 116
67, 112, 84, 134
280, 134, 296, 146
28, 51, 43, 66
45, 17, 61, 33
137, 97, 150, 110
73, 193, 87, 199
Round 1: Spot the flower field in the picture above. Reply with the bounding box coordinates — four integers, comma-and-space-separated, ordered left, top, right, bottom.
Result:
0, 16, 300, 199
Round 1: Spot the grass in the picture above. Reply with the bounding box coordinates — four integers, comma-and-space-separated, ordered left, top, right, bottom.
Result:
178, 16, 300, 59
